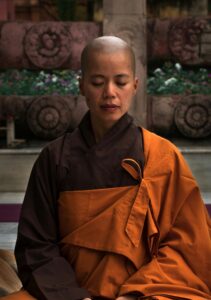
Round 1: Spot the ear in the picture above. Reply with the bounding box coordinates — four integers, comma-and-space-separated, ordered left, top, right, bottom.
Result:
79, 77, 85, 96
133, 77, 139, 95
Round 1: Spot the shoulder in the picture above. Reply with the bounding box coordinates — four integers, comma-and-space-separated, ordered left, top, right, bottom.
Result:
142, 128, 180, 158
37, 128, 80, 166
141, 128, 193, 179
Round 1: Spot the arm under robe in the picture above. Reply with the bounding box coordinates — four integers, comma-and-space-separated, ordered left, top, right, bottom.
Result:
119, 131, 211, 300
15, 144, 90, 300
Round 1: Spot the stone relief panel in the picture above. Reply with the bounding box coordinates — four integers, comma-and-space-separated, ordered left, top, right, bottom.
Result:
148, 95, 211, 138
147, 18, 171, 62
0, 95, 88, 139
148, 17, 211, 66
0, 21, 101, 69
26, 96, 72, 139
0, 96, 26, 119
168, 18, 208, 65
24, 22, 72, 69
147, 95, 179, 137
175, 95, 211, 138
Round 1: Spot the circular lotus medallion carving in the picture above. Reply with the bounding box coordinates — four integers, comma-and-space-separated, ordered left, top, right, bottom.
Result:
174, 95, 211, 138
26, 96, 71, 139
24, 22, 71, 69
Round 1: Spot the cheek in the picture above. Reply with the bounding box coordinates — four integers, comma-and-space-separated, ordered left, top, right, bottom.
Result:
85, 87, 100, 99
84, 90, 100, 109
122, 90, 134, 106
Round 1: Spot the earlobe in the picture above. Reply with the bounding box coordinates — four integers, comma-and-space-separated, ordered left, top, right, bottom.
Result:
133, 77, 139, 95
79, 78, 85, 96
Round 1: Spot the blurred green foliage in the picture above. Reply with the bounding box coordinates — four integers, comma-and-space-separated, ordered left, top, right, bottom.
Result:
147, 62, 211, 95
1, 63, 211, 97
0, 69, 80, 96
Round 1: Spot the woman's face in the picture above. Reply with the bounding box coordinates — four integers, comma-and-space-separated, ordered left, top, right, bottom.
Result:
79, 50, 138, 130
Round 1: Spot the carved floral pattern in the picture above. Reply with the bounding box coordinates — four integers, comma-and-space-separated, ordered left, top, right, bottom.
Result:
24, 22, 72, 69
174, 95, 211, 138
26, 96, 72, 139
169, 18, 208, 64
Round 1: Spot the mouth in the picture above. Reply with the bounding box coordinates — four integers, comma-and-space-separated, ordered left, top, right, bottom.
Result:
100, 104, 120, 112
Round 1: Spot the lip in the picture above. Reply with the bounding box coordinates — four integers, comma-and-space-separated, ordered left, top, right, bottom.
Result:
100, 104, 120, 108
100, 104, 120, 112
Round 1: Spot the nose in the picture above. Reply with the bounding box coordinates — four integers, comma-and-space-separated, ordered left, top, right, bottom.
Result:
103, 82, 116, 99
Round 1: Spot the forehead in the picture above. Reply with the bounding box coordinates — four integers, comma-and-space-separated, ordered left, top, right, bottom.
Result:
88, 48, 131, 61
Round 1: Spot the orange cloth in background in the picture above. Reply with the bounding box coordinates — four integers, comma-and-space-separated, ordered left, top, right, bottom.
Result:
59, 129, 211, 300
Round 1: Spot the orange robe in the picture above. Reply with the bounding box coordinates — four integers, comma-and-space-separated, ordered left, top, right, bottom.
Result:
59, 128, 211, 300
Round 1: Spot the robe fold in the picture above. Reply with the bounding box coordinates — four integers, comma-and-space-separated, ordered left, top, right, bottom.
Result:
14, 112, 211, 300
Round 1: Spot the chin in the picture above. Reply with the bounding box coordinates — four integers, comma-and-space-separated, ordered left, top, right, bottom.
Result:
102, 114, 123, 126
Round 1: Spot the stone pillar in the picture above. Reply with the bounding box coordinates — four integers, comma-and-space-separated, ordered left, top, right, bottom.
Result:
189, 0, 208, 16
103, 0, 147, 127
0, 0, 15, 20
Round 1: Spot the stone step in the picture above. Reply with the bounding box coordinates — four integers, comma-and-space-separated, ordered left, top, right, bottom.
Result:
0, 192, 24, 204
0, 223, 18, 250
0, 147, 41, 192
182, 151, 211, 193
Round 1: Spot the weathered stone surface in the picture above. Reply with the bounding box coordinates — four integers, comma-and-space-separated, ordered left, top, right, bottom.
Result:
201, 31, 211, 43
168, 18, 208, 65
201, 43, 211, 54
0, 95, 88, 139
147, 95, 179, 136
3, 18, 211, 69
0, 96, 26, 119
148, 94, 211, 138
26, 96, 72, 139
24, 22, 72, 69
0, 21, 101, 70
147, 17, 211, 66
147, 18, 171, 61
175, 95, 211, 138
103, 1, 145, 15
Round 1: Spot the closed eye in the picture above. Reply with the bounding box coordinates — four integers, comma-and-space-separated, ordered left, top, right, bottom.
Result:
117, 82, 128, 86
91, 82, 104, 86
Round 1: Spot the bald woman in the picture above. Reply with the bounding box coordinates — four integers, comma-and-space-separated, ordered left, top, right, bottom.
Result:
3, 36, 211, 300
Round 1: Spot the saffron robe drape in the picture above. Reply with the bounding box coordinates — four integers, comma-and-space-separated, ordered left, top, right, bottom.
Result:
13, 113, 211, 300
59, 128, 211, 300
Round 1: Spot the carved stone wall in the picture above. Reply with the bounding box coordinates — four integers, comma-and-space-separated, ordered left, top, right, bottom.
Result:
0, 21, 101, 70
148, 95, 211, 138
148, 17, 211, 66
1, 93, 210, 140
0, 95, 88, 139
2, 18, 211, 69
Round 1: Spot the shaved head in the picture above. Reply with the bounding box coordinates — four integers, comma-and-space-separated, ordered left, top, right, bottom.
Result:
81, 36, 136, 76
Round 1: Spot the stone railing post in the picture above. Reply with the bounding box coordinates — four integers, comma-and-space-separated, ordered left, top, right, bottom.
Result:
103, 0, 147, 127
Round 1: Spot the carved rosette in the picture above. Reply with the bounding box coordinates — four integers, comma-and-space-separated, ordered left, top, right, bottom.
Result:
24, 22, 72, 69
26, 96, 72, 139
174, 95, 211, 138
169, 18, 208, 64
